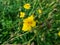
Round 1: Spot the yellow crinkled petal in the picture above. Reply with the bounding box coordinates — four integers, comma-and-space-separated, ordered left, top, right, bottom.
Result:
23, 15, 34, 23
31, 21, 36, 27
22, 23, 31, 31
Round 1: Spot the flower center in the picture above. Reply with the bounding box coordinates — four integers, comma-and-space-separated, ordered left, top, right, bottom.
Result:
28, 21, 32, 25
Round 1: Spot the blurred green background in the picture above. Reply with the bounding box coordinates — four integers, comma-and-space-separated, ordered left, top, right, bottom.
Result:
0, 0, 60, 45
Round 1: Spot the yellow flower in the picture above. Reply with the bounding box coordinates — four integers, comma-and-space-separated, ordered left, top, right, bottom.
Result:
38, 9, 42, 14
22, 15, 36, 31
23, 3, 31, 9
58, 31, 60, 36
20, 12, 25, 18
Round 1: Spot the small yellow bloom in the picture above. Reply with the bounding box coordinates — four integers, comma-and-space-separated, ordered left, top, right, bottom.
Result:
22, 15, 36, 31
20, 12, 25, 18
38, 9, 42, 14
23, 3, 31, 9
58, 31, 60, 36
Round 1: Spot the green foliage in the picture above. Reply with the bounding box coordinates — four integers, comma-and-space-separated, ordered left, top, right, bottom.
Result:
0, 0, 60, 45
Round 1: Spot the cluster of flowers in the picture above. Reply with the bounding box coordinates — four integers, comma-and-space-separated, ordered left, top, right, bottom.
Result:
19, 3, 60, 37
19, 3, 42, 32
